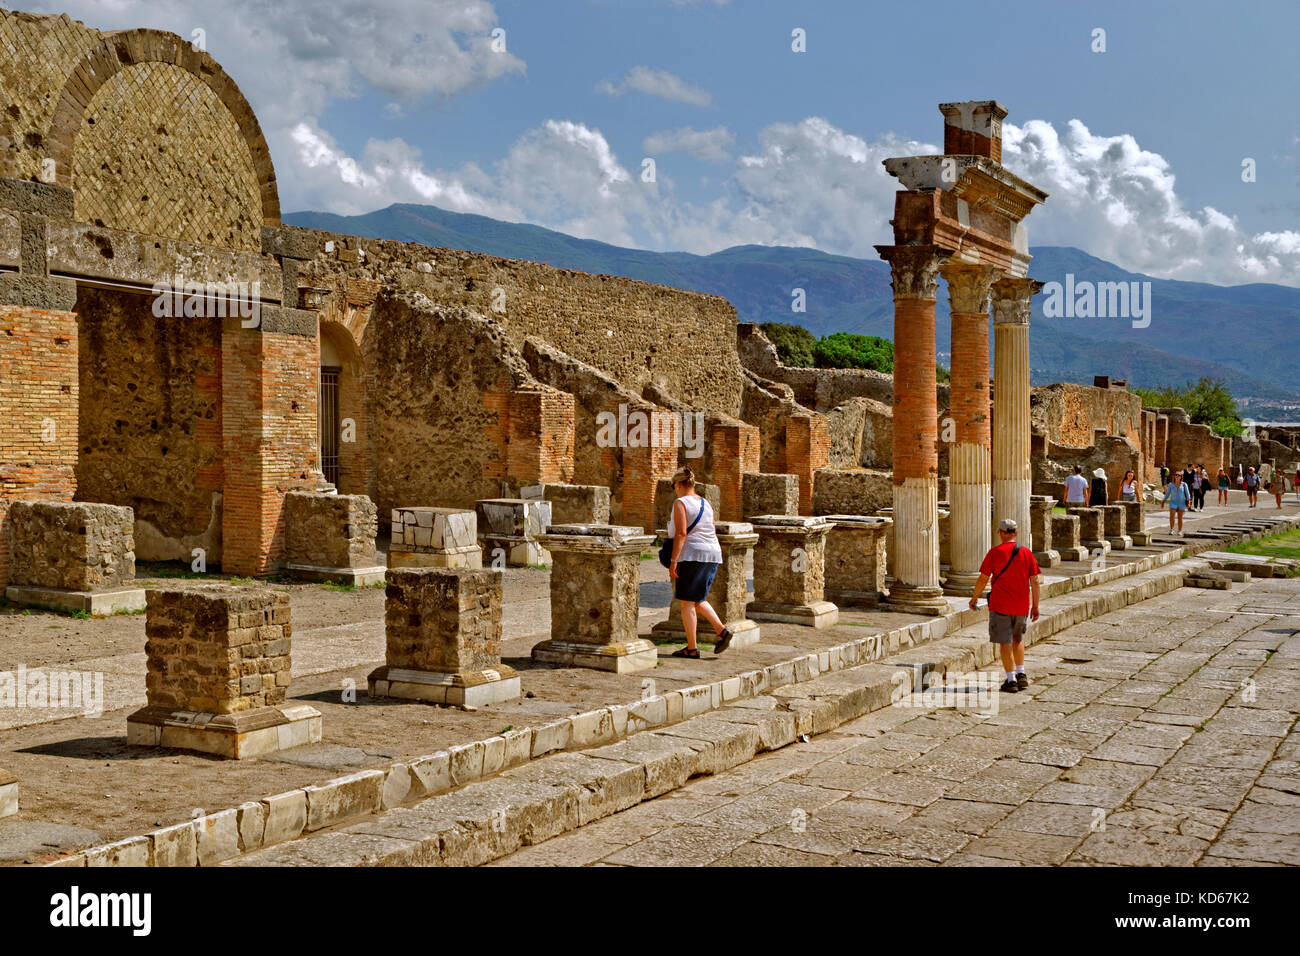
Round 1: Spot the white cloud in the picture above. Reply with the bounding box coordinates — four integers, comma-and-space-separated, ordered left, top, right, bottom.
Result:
643, 125, 734, 161
596, 67, 711, 106
1002, 119, 1300, 286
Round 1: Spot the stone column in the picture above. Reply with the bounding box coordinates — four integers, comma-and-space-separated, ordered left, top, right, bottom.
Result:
824, 515, 891, 607
940, 263, 1000, 594
748, 515, 838, 627
876, 244, 950, 614
991, 278, 1041, 551
1069, 507, 1110, 557
1029, 495, 1061, 568
1120, 500, 1153, 546
369, 568, 519, 706
532, 524, 657, 672
651, 521, 760, 647
1099, 504, 1132, 551
127, 586, 322, 759
1052, 513, 1088, 562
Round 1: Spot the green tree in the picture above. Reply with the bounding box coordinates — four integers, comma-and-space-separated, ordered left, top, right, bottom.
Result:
1134, 377, 1242, 435
760, 322, 817, 367
813, 332, 894, 373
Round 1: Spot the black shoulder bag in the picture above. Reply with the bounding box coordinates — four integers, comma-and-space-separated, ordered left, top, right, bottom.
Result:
659, 498, 705, 568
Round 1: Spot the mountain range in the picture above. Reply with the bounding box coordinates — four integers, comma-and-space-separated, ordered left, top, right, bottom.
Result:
284, 203, 1300, 409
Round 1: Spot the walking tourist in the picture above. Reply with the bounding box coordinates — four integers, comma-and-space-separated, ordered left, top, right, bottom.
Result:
664, 467, 731, 658
1064, 465, 1089, 507
1217, 467, 1230, 506
1271, 472, 1284, 509
1089, 467, 1109, 507
1119, 470, 1138, 503
968, 518, 1041, 694
1164, 471, 1191, 535
1245, 466, 1260, 507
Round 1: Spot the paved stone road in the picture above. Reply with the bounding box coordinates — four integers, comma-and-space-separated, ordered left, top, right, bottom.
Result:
492, 575, 1300, 866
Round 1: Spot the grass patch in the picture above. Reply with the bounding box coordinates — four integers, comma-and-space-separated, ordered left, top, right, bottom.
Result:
1227, 528, 1300, 571
321, 581, 357, 593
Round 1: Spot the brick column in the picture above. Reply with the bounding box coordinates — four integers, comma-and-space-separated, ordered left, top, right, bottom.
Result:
621, 409, 679, 533
706, 420, 760, 521
785, 414, 830, 516
941, 262, 1000, 594
876, 244, 950, 614
221, 310, 322, 576
507, 389, 575, 486
991, 278, 1041, 551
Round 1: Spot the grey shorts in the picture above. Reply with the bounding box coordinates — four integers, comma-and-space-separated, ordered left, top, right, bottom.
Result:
988, 610, 1027, 645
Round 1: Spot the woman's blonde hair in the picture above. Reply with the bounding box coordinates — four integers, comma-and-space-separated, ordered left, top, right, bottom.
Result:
672, 467, 696, 488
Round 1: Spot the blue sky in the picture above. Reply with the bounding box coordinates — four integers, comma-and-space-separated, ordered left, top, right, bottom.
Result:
31, 0, 1300, 285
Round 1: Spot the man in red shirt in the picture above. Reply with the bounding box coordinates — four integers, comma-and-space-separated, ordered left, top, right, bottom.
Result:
968, 517, 1041, 693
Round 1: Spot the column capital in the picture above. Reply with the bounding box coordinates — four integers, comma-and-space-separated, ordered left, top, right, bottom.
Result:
991, 277, 1044, 325
941, 262, 1002, 314
875, 244, 952, 300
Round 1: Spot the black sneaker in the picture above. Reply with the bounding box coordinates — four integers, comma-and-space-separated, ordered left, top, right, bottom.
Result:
999, 678, 1019, 694
1016, 672, 1029, 690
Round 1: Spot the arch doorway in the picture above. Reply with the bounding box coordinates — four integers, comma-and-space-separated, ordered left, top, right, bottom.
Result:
318, 323, 367, 495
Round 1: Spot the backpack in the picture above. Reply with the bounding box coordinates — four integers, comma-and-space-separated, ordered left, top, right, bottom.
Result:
659, 497, 705, 568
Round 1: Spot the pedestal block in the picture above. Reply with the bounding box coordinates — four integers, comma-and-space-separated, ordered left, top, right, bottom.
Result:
3, 501, 145, 616
127, 587, 321, 759
1052, 514, 1089, 562
532, 525, 657, 672
1029, 495, 1061, 568
1069, 507, 1110, 556
389, 507, 482, 569
477, 498, 552, 568
651, 522, 760, 647
520, 483, 611, 525
1120, 500, 1153, 546
824, 515, 891, 607
747, 515, 838, 628
369, 568, 519, 706
1099, 504, 1132, 550
285, 491, 384, 585
742, 473, 799, 518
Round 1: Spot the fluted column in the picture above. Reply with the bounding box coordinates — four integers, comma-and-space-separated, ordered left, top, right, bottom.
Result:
940, 262, 1001, 595
991, 278, 1041, 549
876, 244, 950, 615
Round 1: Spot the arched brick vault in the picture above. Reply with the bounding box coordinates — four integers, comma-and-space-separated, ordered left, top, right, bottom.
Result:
44, 28, 279, 247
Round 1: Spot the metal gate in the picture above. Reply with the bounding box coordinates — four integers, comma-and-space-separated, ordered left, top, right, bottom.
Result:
320, 366, 341, 487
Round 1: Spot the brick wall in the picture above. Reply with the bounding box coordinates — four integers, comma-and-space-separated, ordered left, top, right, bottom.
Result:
506, 390, 575, 487
1166, 420, 1228, 475
784, 414, 831, 515
707, 420, 760, 521
0, 305, 78, 589
892, 297, 939, 481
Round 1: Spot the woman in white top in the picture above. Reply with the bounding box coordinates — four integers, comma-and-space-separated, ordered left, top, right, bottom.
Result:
666, 467, 731, 659
1119, 470, 1138, 502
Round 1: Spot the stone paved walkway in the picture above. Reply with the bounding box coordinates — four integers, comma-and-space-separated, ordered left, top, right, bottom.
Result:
491, 575, 1300, 866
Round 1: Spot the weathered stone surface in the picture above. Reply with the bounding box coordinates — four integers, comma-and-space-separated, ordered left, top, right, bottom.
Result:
521, 483, 611, 525
6, 500, 136, 591
284, 491, 377, 569
812, 468, 894, 516
743, 473, 799, 518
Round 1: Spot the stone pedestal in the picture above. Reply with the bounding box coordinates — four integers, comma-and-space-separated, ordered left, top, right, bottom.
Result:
1099, 504, 1132, 551
742, 473, 799, 518
937, 502, 951, 578
532, 525, 657, 673
824, 515, 891, 607
747, 515, 838, 628
3, 501, 145, 616
992, 278, 1041, 551
1069, 507, 1110, 556
389, 507, 481, 569
941, 262, 1000, 595
0, 769, 16, 819
1052, 514, 1089, 562
651, 522, 760, 647
368, 568, 519, 706
477, 498, 552, 568
127, 587, 322, 759
284, 491, 384, 585
1029, 495, 1061, 568
1120, 500, 1153, 546
520, 483, 611, 525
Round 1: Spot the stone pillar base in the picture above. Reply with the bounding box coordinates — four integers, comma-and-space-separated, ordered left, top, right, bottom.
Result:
942, 569, 981, 597
1082, 539, 1111, 555
286, 564, 386, 586
1033, 549, 1062, 568
369, 665, 520, 707
1058, 546, 1090, 562
824, 587, 885, 608
3, 585, 145, 617
481, 535, 549, 568
0, 769, 16, 819
650, 617, 761, 648
1106, 536, 1133, 551
531, 638, 658, 673
885, 583, 949, 616
1130, 531, 1154, 546
389, 546, 482, 569
126, 703, 322, 760
747, 600, 839, 628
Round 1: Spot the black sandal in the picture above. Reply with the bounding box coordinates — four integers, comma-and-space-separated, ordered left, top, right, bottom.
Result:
670, 646, 700, 659
713, 628, 734, 654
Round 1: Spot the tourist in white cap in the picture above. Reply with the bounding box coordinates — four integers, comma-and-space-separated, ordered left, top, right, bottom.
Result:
969, 518, 1041, 693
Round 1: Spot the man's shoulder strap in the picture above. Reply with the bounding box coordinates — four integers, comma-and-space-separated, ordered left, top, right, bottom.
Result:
990, 544, 1022, 586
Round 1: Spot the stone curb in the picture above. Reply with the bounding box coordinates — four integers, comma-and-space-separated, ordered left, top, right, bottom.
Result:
46, 514, 1298, 866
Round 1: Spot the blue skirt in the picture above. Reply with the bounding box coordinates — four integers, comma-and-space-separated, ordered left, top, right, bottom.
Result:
674, 560, 719, 602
